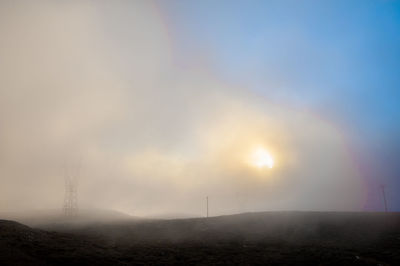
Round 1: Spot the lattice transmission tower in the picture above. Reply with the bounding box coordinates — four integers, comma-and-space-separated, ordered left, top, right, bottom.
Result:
63, 162, 80, 217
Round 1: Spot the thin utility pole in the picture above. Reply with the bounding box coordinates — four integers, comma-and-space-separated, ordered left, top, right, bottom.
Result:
206, 196, 209, 218
380, 184, 388, 212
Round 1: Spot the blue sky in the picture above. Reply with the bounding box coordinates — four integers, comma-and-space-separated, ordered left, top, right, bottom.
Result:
159, 0, 400, 210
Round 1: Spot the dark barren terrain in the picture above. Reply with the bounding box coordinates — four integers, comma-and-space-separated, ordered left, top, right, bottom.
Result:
1, 212, 400, 265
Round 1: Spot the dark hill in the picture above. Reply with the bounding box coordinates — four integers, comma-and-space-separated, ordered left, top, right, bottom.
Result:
1, 212, 400, 265
0, 220, 117, 265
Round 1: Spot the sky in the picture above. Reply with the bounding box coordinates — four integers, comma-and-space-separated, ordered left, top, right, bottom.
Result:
159, 0, 400, 211
0, 0, 399, 216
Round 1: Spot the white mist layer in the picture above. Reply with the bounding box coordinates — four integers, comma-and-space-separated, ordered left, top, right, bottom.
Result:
0, 1, 366, 216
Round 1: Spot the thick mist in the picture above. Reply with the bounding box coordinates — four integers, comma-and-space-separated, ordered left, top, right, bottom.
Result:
0, 1, 366, 217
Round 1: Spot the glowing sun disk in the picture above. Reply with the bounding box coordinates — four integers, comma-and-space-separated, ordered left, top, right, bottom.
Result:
251, 148, 274, 169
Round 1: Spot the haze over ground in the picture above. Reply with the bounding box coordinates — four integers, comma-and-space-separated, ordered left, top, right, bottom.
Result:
0, 0, 399, 217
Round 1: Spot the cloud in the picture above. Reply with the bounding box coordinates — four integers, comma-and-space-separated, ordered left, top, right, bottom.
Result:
0, 1, 366, 216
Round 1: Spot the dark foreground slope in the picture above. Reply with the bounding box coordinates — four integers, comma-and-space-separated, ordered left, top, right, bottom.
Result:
1, 212, 400, 265
0, 220, 119, 265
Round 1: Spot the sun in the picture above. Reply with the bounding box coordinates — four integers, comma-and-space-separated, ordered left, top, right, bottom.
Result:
250, 147, 274, 169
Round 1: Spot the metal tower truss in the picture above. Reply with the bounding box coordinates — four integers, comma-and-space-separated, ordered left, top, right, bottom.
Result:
63, 162, 80, 217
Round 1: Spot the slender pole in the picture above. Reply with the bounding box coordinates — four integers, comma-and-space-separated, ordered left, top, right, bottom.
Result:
381, 185, 388, 212
206, 196, 209, 218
